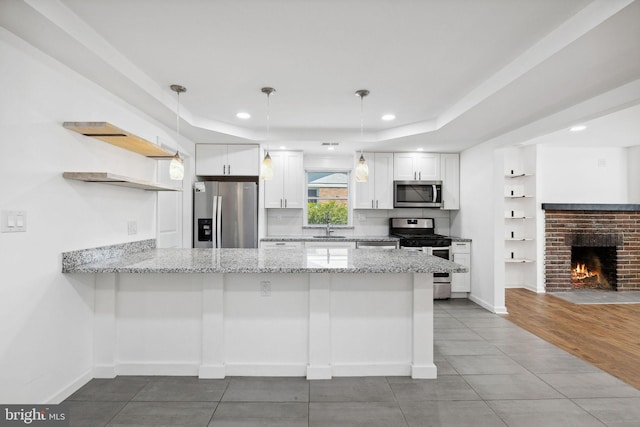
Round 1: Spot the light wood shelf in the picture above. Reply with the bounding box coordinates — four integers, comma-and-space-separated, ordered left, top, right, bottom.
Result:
505, 258, 535, 263
63, 172, 181, 191
505, 173, 533, 178
505, 238, 535, 241
63, 122, 174, 159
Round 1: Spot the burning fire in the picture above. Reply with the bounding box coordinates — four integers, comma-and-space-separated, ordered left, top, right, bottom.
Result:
572, 263, 600, 282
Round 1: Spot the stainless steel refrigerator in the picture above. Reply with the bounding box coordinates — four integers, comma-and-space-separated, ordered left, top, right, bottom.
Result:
193, 181, 258, 248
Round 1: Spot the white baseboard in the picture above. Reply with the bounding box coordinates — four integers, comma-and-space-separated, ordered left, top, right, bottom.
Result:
469, 294, 508, 314
411, 363, 437, 379
116, 363, 199, 376
224, 363, 307, 377
93, 365, 117, 378
199, 364, 226, 379
332, 363, 411, 377
46, 369, 93, 404
306, 365, 332, 380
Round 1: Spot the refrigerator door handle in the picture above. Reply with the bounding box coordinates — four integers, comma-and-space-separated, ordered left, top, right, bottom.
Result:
212, 195, 218, 248
216, 196, 222, 248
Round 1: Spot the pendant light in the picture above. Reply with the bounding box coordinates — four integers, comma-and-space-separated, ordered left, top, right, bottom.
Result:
355, 89, 370, 183
169, 84, 186, 180
260, 86, 276, 181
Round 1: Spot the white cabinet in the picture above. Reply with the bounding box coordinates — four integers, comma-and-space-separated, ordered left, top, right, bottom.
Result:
304, 241, 356, 249
393, 153, 440, 181
264, 151, 304, 209
451, 241, 471, 293
196, 144, 260, 176
440, 153, 460, 210
354, 152, 393, 209
260, 241, 303, 249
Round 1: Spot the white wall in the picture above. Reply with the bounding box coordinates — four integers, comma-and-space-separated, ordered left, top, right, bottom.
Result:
452, 141, 506, 313
537, 146, 628, 203
628, 146, 640, 203
0, 29, 190, 403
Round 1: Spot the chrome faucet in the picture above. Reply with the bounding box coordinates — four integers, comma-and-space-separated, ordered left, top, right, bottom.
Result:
326, 211, 333, 236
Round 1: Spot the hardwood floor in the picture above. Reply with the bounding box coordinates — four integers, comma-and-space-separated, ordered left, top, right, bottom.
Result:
503, 288, 640, 389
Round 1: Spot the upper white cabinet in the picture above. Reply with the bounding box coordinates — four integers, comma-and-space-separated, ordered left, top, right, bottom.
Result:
264, 151, 304, 208
440, 153, 460, 210
393, 153, 440, 181
196, 144, 260, 176
354, 152, 393, 209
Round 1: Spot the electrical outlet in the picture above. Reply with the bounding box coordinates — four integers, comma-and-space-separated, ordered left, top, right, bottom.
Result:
260, 280, 271, 297
127, 220, 137, 235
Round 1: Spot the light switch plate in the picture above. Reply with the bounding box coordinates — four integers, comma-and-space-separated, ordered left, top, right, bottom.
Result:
1, 210, 27, 233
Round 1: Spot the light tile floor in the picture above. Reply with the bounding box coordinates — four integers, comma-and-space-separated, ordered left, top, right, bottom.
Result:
63, 299, 640, 426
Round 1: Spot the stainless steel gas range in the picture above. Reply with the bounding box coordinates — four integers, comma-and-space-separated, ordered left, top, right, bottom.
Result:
390, 218, 452, 299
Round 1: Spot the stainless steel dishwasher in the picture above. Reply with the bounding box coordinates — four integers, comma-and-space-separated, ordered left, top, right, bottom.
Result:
355, 240, 399, 249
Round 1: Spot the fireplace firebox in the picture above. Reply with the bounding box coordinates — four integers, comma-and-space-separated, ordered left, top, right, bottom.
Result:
571, 246, 616, 290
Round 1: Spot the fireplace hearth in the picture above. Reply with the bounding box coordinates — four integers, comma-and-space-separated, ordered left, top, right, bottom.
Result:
542, 204, 640, 292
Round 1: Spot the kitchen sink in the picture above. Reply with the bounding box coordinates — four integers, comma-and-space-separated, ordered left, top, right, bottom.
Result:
312, 235, 347, 238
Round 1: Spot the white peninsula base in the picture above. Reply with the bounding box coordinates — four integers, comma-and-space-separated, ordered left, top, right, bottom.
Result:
93, 272, 436, 380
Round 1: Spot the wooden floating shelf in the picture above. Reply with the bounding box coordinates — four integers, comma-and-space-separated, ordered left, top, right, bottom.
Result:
63, 172, 181, 192
505, 174, 533, 178
505, 216, 535, 219
505, 238, 535, 241
505, 258, 535, 263
505, 195, 535, 198
63, 122, 174, 159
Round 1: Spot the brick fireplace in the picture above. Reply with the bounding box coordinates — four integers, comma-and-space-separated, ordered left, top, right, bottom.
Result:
543, 204, 640, 291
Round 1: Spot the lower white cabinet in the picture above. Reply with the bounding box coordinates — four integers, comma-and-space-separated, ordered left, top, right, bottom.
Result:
260, 241, 303, 249
303, 241, 356, 249
451, 241, 471, 292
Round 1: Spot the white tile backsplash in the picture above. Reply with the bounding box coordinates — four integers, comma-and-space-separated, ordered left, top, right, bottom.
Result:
266, 208, 451, 236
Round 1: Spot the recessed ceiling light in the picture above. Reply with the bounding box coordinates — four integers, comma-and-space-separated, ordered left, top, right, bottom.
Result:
279, 145, 286, 150
382, 114, 396, 121
570, 125, 586, 132
236, 112, 251, 119
417, 147, 424, 151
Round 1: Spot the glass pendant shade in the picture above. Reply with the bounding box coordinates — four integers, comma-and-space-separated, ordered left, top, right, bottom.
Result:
169, 151, 185, 180
355, 154, 369, 182
260, 151, 273, 180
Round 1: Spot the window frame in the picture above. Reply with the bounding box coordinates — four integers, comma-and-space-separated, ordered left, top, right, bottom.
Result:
304, 169, 352, 227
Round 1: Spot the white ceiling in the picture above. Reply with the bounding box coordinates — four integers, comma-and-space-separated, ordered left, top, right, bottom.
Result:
2, 0, 640, 153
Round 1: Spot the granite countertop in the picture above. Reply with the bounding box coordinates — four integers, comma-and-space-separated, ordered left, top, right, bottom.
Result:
261, 235, 399, 243
262, 235, 471, 243
63, 246, 467, 274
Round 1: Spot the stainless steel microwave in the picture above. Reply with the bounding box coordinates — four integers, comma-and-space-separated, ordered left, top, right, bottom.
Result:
393, 180, 442, 208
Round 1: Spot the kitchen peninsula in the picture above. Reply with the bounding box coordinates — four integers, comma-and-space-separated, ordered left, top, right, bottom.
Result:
63, 240, 466, 381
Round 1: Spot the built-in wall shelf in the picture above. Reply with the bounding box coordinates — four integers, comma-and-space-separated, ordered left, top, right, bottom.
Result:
63, 122, 174, 159
63, 172, 181, 191
505, 258, 535, 263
